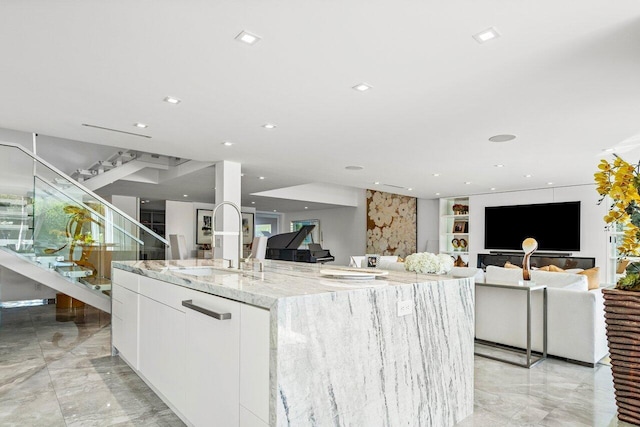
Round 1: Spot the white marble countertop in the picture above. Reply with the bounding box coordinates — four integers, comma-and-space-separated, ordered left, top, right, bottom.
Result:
112, 258, 456, 309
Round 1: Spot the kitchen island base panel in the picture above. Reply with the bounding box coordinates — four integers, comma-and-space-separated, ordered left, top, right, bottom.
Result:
273, 278, 474, 426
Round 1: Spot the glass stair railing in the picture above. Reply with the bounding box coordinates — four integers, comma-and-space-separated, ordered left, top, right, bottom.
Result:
0, 141, 169, 311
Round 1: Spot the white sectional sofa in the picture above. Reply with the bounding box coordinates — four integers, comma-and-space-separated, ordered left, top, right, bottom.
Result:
475, 265, 608, 366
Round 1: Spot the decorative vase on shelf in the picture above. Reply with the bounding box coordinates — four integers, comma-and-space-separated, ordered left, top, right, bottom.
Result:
595, 156, 640, 425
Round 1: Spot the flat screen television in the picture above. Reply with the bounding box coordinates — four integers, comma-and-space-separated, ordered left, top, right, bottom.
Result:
484, 201, 580, 252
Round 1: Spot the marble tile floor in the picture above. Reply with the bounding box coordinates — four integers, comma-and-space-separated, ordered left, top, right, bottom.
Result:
0, 304, 636, 427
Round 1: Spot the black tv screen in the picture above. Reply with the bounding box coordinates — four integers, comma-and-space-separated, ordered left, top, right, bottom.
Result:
484, 201, 580, 251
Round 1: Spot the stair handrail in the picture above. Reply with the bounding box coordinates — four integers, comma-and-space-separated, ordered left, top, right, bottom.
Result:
0, 141, 168, 246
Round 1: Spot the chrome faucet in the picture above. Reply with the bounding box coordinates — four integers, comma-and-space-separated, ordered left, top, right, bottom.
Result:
211, 201, 243, 269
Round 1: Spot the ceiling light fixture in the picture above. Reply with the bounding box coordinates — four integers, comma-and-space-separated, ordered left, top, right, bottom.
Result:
433, 173, 440, 177
251, 201, 255, 204
374, 181, 380, 185
163, 96, 181, 105
489, 134, 516, 142
262, 123, 276, 129
352, 83, 372, 92
435, 193, 440, 196
304, 207, 308, 209
465, 181, 471, 185
547, 182, 554, 185
524, 174, 532, 178
345, 165, 364, 170
235, 30, 261, 45
473, 27, 501, 44
603, 148, 615, 153
222, 141, 233, 146
259, 176, 265, 180
134, 123, 148, 129
491, 187, 497, 191
494, 164, 504, 168
407, 188, 413, 191
273, 209, 277, 212
183, 194, 188, 197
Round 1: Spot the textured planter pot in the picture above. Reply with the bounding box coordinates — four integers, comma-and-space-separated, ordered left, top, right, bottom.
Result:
603, 288, 640, 426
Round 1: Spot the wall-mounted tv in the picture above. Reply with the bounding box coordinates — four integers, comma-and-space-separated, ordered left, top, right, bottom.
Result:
484, 201, 580, 252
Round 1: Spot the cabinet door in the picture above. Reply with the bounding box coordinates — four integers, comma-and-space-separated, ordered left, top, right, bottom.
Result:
184, 293, 241, 427
240, 304, 270, 425
138, 294, 186, 415
111, 284, 139, 369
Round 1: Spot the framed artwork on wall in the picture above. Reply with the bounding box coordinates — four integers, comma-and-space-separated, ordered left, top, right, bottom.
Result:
196, 209, 213, 245
366, 189, 417, 258
242, 212, 255, 257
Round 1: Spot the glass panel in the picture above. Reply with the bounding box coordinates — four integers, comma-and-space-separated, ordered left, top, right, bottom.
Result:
0, 142, 168, 298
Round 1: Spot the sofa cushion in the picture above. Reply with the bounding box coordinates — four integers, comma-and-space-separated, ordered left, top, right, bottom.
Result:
504, 261, 521, 269
578, 267, 600, 290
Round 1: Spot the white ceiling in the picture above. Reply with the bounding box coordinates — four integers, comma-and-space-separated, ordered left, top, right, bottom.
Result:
1, 1, 640, 210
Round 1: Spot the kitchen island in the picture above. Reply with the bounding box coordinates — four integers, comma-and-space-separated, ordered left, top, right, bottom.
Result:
111, 259, 474, 427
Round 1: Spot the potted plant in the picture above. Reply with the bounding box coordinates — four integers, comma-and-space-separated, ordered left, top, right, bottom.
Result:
595, 156, 640, 425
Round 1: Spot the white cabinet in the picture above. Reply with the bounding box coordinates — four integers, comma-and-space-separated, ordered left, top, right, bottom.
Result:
138, 278, 187, 417
111, 268, 271, 427
240, 304, 270, 425
184, 292, 241, 426
439, 197, 470, 267
111, 269, 140, 369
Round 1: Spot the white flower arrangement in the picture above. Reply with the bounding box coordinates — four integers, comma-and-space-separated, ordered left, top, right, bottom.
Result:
404, 252, 454, 275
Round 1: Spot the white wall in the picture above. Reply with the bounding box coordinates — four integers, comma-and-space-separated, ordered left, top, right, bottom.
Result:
283, 191, 367, 266
417, 199, 439, 253
165, 200, 197, 259
468, 185, 608, 278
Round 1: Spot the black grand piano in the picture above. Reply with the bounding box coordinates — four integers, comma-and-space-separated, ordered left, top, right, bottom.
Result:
265, 225, 335, 263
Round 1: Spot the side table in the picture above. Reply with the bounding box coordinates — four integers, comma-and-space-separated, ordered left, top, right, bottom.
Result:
474, 281, 548, 368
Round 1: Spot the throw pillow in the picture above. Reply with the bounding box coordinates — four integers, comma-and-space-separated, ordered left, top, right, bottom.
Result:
548, 265, 565, 272
578, 267, 600, 290
537, 265, 551, 271
504, 261, 521, 269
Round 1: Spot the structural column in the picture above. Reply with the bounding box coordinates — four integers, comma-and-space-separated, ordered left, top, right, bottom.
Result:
214, 161, 242, 264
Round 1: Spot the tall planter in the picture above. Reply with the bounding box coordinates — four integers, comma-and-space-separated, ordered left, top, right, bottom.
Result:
603, 288, 640, 426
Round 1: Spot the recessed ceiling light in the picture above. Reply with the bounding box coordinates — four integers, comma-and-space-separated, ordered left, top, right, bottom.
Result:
345, 165, 364, 170
352, 83, 372, 92
494, 164, 504, 168
491, 187, 497, 191
433, 173, 440, 177
435, 193, 440, 196
222, 141, 233, 146
241, 173, 245, 177
262, 123, 276, 129
465, 181, 471, 185
547, 182, 554, 185
603, 148, 615, 153
374, 181, 380, 185
273, 209, 277, 212
251, 201, 255, 204
259, 176, 265, 180
164, 96, 181, 104
489, 134, 516, 142
134, 123, 148, 129
473, 27, 501, 44
304, 207, 308, 209
183, 194, 188, 197
524, 174, 532, 178
235, 30, 261, 45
